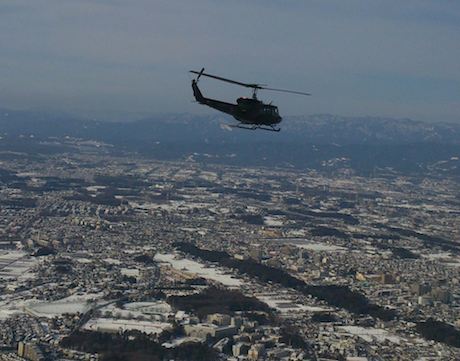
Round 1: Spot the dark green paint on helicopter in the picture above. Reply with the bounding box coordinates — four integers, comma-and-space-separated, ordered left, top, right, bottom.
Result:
190, 68, 310, 132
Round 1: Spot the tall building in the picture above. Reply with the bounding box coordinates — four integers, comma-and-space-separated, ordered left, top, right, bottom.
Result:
17, 342, 46, 361
248, 343, 266, 360
411, 282, 431, 296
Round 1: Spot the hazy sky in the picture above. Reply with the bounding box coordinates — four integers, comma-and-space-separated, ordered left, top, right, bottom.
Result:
1, 0, 459, 121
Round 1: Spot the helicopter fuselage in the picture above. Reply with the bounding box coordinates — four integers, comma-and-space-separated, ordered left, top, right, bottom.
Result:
192, 79, 282, 126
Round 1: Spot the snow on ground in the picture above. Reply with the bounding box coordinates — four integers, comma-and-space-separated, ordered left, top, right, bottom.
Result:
26, 301, 91, 317
86, 185, 106, 192
338, 326, 402, 344
103, 258, 121, 265
0, 298, 37, 320
57, 292, 104, 303
121, 268, 140, 278
291, 241, 345, 252
130, 200, 212, 212
100, 301, 172, 321
269, 239, 346, 252
0, 251, 39, 280
162, 336, 203, 348
124, 301, 172, 314
264, 216, 284, 227
154, 253, 242, 287
255, 293, 331, 313
444, 262, 460, 267
25, 292, 104, 318
84, 318, 170, 335
422, 252, 452, 260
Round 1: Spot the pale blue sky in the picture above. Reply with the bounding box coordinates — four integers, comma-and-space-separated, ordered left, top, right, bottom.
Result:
1, 0, 459, 121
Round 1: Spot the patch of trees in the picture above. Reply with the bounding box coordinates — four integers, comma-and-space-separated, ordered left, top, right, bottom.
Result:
303, 285, 396, 321
267, 209, 288, 216
30, 176, 88, 192
390, 247, 419, 259
175, 243, 230, 263
54, 264, 72, 274
310, 226, 349, 239
367, 240, 419, 260
174, 242, 303, 288
279, 325, 312, 352
236, 190, 271, 202
157, 322, 185, 344
174, 242, 395, 321
376, 224, 459, 253
244, 311, 275, 325
61, 330, 217, 361
168, 287, 270, 319
0, 198, 37, 208
33, 246, 56, 257
338, 200, 355, 209
183, 277, 207, 286
238, 214, 264, 225
133, 254, 154, 265
122, 275, 137, 284
226, 257, 304, 288
53, 258, 72, 266
352, 233, 401, 241
311, 313, 339, 323
0, 168, 23, 186
416, 319, 460, 348
284, 197, 302, 205
177, 179, 216, 188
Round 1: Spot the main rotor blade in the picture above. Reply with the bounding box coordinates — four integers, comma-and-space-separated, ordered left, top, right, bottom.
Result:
190, 70, 261, 89
261, 86, 311, 96
190, 69, 311, 95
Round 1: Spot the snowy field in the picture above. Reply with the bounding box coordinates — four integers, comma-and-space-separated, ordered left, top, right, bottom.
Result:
25, 292, 104, 318
338, 325, 432, 346
84, 318, 170, 335
255, 293, 332, 313
124, 301, 172, 315
0, 298, 36, 320
0, 250, 39, 280
103, 258, 122, 265
130, 200, 213, 212
338, 326, 402, 344
264, 216, 284, 227
154, 253, 242, 287
121, 268, 140, 278
277, 239, 346, 252
100, 301, 173, 321
294, 242, 345, 252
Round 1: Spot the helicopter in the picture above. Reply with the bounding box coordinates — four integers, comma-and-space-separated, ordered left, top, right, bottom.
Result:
190, 68, 310, 132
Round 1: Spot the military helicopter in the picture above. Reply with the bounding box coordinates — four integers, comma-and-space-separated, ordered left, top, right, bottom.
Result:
190, 68, 310, 132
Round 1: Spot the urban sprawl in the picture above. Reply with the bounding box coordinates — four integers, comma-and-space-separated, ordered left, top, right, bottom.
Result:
0, 139, 459, 360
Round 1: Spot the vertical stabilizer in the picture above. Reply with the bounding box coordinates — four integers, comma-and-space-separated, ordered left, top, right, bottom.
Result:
191, 80, 205, 103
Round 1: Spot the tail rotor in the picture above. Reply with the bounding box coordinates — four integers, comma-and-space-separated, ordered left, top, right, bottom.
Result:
195, 67, 205, 82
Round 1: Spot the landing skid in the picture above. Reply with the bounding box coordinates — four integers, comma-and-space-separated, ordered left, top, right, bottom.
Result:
229, 124, 281, 132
